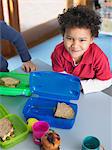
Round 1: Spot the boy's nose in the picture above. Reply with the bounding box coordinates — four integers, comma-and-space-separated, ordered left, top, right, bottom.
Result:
71, 40, 79, 48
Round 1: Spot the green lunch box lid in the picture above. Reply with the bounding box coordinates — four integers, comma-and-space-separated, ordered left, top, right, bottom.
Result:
0, 72, 31, 96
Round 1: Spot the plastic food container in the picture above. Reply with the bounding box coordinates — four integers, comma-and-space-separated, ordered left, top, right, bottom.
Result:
23, 71, 81, 129
0, 104, 29, 149
0, 72, 31, 96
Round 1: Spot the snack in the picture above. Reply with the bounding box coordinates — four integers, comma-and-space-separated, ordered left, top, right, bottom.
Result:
0, 118, 14, 141
41, 130, 61, 150
27, 118, 39, 132
0, 77, 20, 87
54, 102, 74, 119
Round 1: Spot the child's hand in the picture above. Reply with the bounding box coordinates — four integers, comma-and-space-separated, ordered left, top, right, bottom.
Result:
22, 61, 37, 72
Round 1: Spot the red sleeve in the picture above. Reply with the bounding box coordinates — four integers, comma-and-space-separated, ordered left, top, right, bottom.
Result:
51, 46, 64, 72
94, 52, 111, 80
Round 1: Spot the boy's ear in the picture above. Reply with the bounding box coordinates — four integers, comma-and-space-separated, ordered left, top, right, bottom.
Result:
90, 37, 94, 44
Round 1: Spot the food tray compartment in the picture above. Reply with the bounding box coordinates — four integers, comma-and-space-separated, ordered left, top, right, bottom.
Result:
23, 97, 78, 129
0, 114, 29, 149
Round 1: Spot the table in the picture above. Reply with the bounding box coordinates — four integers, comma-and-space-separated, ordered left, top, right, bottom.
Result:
0, 59, 112, 150
13, 58, 52, 73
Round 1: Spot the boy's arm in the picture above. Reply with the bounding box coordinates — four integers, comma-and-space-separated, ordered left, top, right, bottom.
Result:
1, 21, 37, 72
1, 21, 31, 62
81, 78, 112, 94
22, 61, 37, 72
80, 51, 111, 94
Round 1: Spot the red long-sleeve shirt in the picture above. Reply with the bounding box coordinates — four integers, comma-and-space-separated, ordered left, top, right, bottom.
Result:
51, 42, 111, 80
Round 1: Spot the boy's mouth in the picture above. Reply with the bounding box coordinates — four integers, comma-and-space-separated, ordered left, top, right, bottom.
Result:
70, 49, 82, 52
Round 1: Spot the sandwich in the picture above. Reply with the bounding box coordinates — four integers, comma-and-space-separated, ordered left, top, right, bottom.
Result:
0, 77, 20, 88
54, 102, 74, 119
0, 118, 14, 141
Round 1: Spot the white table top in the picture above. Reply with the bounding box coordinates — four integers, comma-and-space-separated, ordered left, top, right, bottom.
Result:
0, 59, 112, 150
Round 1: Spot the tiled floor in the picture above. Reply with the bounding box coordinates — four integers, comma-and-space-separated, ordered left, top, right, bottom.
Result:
8, 34, 112, 96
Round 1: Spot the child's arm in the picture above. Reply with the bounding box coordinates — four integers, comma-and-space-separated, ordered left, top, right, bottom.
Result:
59, 71, 111, 94
81, 78, 112, 94
22, 61, 37, 72
81, 50, 112, 94
1, 21, 37, 72
1, 21, 31, 62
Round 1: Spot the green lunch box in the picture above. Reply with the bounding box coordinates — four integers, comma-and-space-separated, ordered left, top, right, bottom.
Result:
0, 72, 31, 96
0, 104, 29, 149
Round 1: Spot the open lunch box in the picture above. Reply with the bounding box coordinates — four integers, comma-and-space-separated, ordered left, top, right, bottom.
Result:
0, 104, 29, 149
23, 71, 81, 129
0, 72, 31, 96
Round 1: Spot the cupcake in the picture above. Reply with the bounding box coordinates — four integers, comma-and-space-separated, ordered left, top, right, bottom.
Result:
41, 130, 61, 150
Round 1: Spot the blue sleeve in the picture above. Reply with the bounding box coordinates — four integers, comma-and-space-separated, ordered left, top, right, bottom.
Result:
0, 21, 31, 62
0, 56, 9, 72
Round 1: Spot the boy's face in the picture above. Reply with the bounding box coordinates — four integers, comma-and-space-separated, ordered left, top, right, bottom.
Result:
63, 27, 94, 63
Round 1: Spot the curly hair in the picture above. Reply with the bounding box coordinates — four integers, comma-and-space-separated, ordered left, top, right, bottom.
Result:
58, 5, 102, 37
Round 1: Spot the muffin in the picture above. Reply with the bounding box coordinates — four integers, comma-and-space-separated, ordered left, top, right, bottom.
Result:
41, 130, 61, 150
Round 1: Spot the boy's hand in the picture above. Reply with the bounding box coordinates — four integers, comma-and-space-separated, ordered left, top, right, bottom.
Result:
22, 61, 37, 72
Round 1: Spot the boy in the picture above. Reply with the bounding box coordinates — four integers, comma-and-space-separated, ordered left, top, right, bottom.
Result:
51, 6, 112, 94
0, 20, 37, 72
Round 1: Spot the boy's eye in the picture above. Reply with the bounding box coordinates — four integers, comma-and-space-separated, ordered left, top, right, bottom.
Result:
80, 39, 86, 42
66, 37, 72, 40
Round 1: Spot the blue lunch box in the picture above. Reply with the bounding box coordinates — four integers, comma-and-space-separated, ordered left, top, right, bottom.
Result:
23, 71, 81, 129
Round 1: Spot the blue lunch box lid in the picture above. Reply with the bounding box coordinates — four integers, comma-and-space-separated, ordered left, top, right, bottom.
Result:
30, 71, 81, 102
